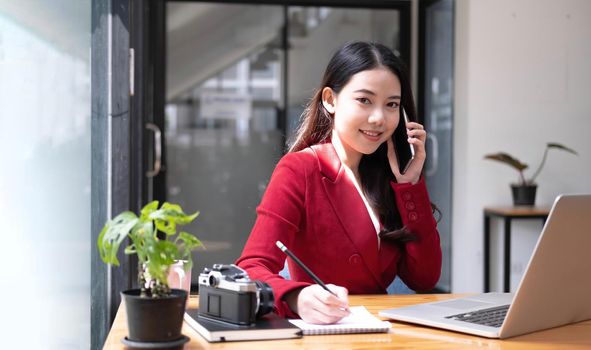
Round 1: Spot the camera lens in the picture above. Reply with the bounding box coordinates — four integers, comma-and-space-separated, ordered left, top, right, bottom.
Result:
254, 280, 274, 318
208, 274, 218, 287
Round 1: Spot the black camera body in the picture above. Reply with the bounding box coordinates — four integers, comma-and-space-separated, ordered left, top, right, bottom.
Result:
198, 264, 274, 326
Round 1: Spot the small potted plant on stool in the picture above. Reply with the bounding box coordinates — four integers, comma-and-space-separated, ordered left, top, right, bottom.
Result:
484, 143, 578, 206
98, 201, 203, 349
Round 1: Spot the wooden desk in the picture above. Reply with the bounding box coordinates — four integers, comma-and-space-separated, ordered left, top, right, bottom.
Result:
103, 294, 591, 349
483, 206, 550, 293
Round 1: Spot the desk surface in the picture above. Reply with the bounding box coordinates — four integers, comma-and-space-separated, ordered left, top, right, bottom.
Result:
104, 294, 591, 349
484, 206, 550, 217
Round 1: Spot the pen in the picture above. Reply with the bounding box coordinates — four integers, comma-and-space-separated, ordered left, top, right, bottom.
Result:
275, 240, 338, 297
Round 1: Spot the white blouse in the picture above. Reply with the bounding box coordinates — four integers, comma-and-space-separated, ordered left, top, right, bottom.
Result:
343, 166, 382, 237
331, 132, 382, 244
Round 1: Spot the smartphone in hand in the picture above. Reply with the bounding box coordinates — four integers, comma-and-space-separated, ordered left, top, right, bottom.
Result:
392, 108, 415, 174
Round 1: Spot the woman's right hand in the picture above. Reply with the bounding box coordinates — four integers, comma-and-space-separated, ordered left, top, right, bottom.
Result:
386, 121, 427, 185
285, 284, 350, 324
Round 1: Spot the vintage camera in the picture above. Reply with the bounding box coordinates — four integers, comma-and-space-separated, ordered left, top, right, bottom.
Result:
198, 264, 274, 325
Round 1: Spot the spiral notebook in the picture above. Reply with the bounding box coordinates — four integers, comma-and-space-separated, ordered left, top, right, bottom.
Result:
288, 306, 391, 335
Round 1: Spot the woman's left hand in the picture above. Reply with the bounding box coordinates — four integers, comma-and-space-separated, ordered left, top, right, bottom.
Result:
387, 121, 427, 184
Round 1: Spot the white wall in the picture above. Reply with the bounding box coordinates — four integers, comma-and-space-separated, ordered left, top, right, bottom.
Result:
453, 0, 591, 292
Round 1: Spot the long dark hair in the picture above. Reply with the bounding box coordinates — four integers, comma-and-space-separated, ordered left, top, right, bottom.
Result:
289, 41, 421, 244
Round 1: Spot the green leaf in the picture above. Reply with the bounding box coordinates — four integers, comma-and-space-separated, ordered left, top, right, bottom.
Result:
151, 203, 199, 224
547, 143, 578, 156
178, 231, 204, 251
97, 212, 139, 266
164, 203, 200, 225
161, 202, 183, 212
124, 245, 136, 255
145, 240, 179, 285
97, 199, 203, 297
149, 203, 199, 235
180, 211, 199, 225
97, 225, 111, 263
140, 200, 159, 221
484, 152, 528, 171
128, 221, 153, 264
154, 218, 176, 235
175, 232, 204, 265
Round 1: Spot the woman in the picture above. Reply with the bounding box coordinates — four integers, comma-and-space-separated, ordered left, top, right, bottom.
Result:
236, 41, 441, 324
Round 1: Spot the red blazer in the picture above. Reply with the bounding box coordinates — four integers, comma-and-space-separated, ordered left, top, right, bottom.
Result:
236, 142, 441, 317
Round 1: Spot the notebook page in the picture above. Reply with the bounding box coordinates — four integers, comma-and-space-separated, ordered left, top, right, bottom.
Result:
288, 306, 391, 335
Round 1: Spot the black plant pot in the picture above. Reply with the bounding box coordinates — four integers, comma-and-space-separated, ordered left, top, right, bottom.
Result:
511, 184, 537, 206
121, 288, 188, 348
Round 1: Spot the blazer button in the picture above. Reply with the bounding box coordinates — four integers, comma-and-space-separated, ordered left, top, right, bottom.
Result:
349, 254, 361, 266
402, 191, 412, 201
405, 201, 416, 210
408, 212, 418, 222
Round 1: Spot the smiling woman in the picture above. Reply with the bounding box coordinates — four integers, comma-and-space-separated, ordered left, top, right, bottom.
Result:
323, 68, 402, 161
236, 41, 441, 325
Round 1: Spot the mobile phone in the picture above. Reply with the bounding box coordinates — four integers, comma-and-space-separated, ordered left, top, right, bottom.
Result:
392, 108, 415, 174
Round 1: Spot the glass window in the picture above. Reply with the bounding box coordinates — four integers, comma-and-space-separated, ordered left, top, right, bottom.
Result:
0, 3, 91, 348
166, 2, 285, 285
286, 6, 401, 142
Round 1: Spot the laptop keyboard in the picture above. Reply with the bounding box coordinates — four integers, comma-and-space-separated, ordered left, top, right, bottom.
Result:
445, 304, 510, 328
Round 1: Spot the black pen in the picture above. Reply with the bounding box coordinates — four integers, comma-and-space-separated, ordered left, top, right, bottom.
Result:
275, 240, 338, 297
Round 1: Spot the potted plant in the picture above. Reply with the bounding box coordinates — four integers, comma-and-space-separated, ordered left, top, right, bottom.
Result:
484, 143, 578, 205
98, 200, 203, 348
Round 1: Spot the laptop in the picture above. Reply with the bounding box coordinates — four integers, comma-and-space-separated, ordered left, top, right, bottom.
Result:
379, 194, 591, 338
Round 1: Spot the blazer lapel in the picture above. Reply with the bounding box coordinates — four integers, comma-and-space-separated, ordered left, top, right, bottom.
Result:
311, 143, 385, 289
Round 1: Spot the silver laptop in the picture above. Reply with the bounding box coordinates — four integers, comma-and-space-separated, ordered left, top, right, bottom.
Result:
379, 194, 591, 338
